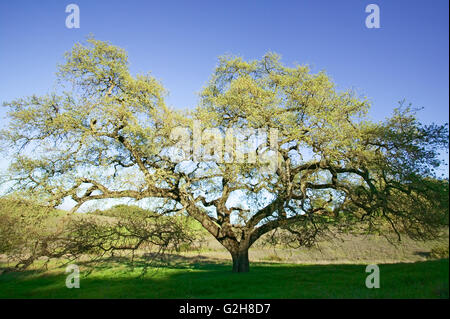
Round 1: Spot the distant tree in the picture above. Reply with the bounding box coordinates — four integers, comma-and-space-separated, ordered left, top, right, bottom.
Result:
1, 38, 448, 272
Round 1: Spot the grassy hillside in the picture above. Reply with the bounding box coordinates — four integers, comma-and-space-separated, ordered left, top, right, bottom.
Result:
184, 230, 449, 265
0, 200, 448, 298
87, 205, 450, 265
1, 200, 448, 266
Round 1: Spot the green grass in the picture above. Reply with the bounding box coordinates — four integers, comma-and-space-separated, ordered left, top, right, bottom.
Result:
0, 259, 448, 299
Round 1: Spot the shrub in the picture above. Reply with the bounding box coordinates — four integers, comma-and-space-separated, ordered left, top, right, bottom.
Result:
430, 244, 449, 259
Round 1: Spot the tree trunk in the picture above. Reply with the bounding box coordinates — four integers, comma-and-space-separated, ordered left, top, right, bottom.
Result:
231, 247, 250, 273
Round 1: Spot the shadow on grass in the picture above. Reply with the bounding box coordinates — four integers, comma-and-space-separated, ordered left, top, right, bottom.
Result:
62, 253, 233, 277
0, 256, 448, 299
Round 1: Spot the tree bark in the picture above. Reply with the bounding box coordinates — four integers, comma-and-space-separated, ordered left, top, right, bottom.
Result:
231, 246, 250, 273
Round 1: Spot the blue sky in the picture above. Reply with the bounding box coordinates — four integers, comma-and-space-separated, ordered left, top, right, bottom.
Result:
0, 0, 449, 174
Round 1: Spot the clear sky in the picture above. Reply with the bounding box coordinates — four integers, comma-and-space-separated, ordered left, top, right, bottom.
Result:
0, 0, 449, 173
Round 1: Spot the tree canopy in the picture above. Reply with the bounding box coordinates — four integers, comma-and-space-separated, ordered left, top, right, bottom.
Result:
1, 38, 448, 272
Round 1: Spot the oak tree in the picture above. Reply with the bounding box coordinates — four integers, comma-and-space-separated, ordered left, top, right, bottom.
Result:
1, 39, 448, 272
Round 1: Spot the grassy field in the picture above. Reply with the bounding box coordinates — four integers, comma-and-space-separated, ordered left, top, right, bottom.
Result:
0, 258, 448, 299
